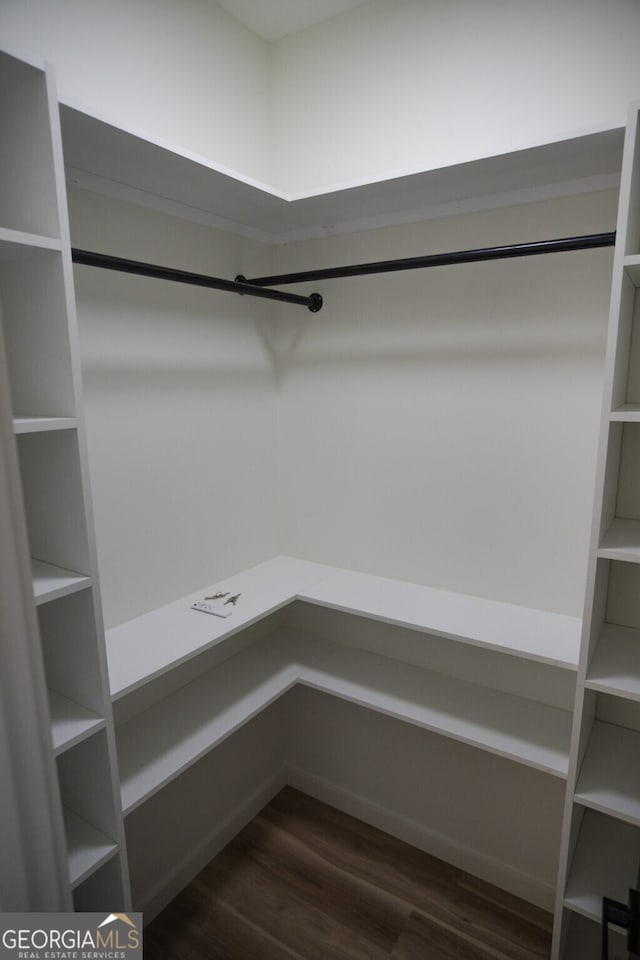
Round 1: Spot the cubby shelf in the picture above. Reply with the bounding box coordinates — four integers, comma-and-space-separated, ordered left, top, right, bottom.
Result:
574, 721, 640, 826
63, 807, 118, 888
586, 623, 640, 701
32, 558, 91, 605
564, 809, 640, 922
624, 256, 640, 285
598, 518, 640, 563
48, 689, 105, 755
13, 416, 77, 434
610, 403, 640, 421
0, 226, 60, 260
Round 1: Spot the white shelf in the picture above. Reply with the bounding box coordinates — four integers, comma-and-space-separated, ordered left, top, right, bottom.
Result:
586, 623, 640, 701
598, 518, 640, 563
301, 644, 572, 779
117, 625, 572, 817
564, 809, 640, 922
624, 255, 640, 286
574, 721, 640, 826
59, 102, 623, 244
116, 629, 332, 814
48, 689, 105, 755
107, 557, 581, 703
298, 566, 581, 670
0, 226, 60, 260
610, 403, 640, 421
32, 558, 91, 605
63, 807, 118, 888
106, 556, 333, 699
13, 416, 77, 434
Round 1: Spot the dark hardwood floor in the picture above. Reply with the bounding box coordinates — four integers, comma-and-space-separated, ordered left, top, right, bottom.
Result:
144, 786, 553, 960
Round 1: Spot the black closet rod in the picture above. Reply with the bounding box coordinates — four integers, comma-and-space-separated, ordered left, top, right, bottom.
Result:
71, 249, 323, 312
238, 231, 616, 287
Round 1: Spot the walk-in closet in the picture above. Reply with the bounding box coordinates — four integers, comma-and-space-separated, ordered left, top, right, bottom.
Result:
2, 2, 640, 957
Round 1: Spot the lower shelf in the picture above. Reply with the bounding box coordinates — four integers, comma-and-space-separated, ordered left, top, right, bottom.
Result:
63, 807, 118, 888
116, 627, 571, 817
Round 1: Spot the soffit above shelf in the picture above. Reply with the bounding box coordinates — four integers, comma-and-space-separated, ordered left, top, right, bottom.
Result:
59, 103, 624, 245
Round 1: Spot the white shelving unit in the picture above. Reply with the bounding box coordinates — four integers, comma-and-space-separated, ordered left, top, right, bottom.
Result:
554, 101, 640, 959
103, 555, 579, 913
0, 47, 129, 910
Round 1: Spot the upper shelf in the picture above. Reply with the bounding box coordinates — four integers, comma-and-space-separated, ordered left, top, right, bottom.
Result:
59, 103, 624, 245
105, 556, 581, 701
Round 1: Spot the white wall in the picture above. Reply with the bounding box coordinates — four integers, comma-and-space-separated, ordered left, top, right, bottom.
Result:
275, 189, 616, 616
287, 686, 566, 909
0, 0, 271, 184
1, 0, 639, 195
68, 186, 279, 628
271, 0, 640, 194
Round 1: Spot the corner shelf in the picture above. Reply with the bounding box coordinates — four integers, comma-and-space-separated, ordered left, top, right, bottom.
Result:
116, 629, 332, 814
113, 562, 575, 821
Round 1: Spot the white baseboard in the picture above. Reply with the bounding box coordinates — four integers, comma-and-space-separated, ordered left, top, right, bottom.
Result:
138, 766, 288, 923
286, 764, 556, 912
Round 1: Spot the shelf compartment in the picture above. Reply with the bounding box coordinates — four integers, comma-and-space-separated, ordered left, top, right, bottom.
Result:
0, 249, 77, 417
560, 909, 626, 960
13, 416, 76, 434
624, 256, 640, 286
574, 721, 640, 826
32, 557, 91, 604
48, 689, 105, 755
17, 430, 91, 575
38, 589, 110, 717
586, 623, 640, 701
598, 518, 640, 563
72, 856, 127, 912
116, 629, 332, 814
564, 808, 640, 922
301, 644, 572, 779
0, 53, 60, 238
63, 807, 118, 889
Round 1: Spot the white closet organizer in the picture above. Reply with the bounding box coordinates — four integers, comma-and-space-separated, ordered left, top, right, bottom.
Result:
0, 49, 129, 910
553, 101, 640, 960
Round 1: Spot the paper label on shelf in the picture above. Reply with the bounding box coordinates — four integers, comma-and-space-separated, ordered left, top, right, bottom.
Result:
190, 600, 232, 618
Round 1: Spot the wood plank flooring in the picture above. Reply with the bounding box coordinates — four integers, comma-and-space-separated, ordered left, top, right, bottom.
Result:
144, 786, 553, 960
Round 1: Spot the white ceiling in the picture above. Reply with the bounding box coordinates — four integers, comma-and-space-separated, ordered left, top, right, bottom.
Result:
215, 0, 370, 41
